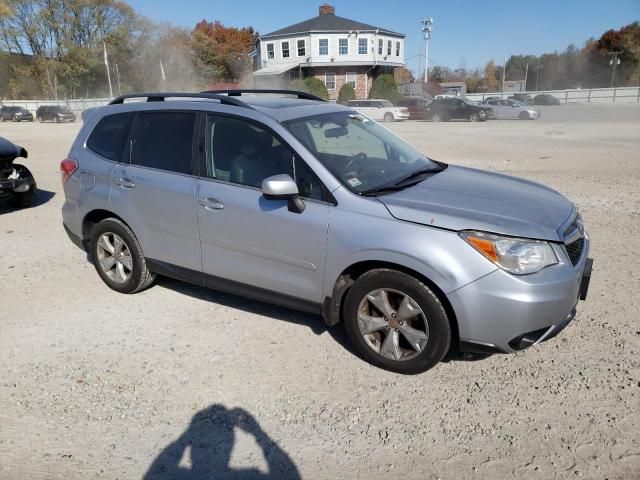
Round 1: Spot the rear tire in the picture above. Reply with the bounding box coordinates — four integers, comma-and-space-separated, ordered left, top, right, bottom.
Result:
384, 112, 394, 122
343, 268, 451, 374
37, 116, 43, 122
6, 165, 37, 208
432, 112, 442, 122
90, 218, 156, 294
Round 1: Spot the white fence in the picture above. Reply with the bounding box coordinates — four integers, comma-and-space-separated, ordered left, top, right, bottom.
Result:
466, 87, 640, 104
0, 97, 110, 114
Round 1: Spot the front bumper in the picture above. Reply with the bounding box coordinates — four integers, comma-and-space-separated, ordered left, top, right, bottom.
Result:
449, 236, 592, 353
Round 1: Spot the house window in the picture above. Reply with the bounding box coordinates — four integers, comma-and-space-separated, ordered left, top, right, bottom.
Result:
282, 41, 290, 58
378, 39, 383, 55
338, 38, 348, 55
358, 38, 367, 55
346, 72, 357, 88
325, 73, 336, 90
267, 43, 274, 59
319, 38, 329, 56
387, 40, 392, 56
396, 41, 400, 56
297, 39, 305, 57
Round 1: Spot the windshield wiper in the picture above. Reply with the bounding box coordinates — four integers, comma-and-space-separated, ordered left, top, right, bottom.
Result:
391, 162, 448, 187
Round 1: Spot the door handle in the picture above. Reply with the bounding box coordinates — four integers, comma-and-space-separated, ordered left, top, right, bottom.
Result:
114, 177, 135, 189
199, 197, 224, 210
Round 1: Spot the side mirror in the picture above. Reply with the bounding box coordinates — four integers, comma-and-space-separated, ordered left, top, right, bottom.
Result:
262, 174, 305, 213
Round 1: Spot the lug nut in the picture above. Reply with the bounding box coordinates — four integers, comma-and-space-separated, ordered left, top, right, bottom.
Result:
395, 328, 399, 332
399, 321, 404, 326
384, 317, 388, 321
391, 312, 396, 318
385, 326, 390, 331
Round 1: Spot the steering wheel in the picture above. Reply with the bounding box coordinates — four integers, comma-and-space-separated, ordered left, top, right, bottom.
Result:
343, 152, 367, 175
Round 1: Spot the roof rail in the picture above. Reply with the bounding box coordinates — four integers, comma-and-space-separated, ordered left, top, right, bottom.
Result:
201, 89, 327, 103
108, 92, 253, 109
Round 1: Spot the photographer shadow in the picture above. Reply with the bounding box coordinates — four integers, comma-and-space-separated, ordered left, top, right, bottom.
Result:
144, 404, 300, 480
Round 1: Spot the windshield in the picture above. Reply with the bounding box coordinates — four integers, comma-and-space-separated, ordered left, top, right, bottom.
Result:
284, 111, 440, 194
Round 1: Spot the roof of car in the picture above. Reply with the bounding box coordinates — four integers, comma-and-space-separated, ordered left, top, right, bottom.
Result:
101, 93, 352, 123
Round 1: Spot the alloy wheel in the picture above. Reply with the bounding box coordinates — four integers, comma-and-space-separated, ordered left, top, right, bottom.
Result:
357, 288, 429, 361
96, 232, 133, 284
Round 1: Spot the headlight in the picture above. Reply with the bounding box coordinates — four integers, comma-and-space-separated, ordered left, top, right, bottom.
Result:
460, 231, 558, 275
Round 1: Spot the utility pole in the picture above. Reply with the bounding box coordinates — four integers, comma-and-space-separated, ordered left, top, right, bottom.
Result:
103, 42, 113, 98
115, 63, 122, 96
609, 51, 622, 88
420, 18, 433, 84
524, 63, 529, 92
535, 65, 543, 91
502, 55, 507, 94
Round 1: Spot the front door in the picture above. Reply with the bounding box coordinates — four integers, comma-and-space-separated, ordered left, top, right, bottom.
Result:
195, 114, 330, 305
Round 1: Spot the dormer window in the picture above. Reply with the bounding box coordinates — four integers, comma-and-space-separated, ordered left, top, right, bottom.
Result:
319, 38, 329, 56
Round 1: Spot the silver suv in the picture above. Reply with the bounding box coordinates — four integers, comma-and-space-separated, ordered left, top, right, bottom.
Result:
61, 90, 592, 374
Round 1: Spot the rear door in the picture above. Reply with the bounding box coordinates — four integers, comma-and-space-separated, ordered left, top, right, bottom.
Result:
109, 110, 201, 272
487, 100, 507, 119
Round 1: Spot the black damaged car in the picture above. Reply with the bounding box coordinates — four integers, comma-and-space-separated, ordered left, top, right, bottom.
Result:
0, 137, 37, 208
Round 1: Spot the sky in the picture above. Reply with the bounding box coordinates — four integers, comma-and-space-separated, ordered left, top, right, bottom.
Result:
129, 0, 640, 74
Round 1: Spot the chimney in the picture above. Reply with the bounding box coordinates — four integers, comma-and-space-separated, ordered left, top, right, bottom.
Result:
319, 4, 335, 15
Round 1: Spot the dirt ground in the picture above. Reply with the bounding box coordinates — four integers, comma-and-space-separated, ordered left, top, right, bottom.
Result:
1, 103, 639, 479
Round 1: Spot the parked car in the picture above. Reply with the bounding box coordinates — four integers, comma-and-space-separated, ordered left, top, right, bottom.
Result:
484, 99, 540, 120
426, 97, 491, 122
395, 98, 430, 120
62, 90, 592, 374
533, 94, 561, 106
508, 93, 534, 105
36, 105, 77, 123
0, 136, 37, 208
347, 99, 409, 122
0, 106, 34, 122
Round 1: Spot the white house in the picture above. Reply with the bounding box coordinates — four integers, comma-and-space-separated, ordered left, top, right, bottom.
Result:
253, 4, 405, 100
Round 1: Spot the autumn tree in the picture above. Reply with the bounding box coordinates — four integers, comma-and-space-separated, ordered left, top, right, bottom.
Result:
191, 20, 257, 85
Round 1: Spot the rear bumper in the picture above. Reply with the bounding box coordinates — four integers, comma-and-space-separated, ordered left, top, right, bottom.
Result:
63, 222, 86, 251
449, 236, 591, 353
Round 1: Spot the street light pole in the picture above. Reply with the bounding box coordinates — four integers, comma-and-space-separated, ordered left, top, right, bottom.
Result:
420, 18, 433, 84
609, 51, 622, 88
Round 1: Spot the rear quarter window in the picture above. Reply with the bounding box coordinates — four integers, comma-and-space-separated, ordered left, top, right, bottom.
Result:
86, 112, 134, 161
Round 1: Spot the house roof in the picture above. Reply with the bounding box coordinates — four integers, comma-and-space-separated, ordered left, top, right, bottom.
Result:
261, 10, 404, 39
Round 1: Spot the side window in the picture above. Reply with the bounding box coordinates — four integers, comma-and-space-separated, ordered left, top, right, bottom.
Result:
207, 116, 293, 189
86, 112, 134, 161
294, 157, 324, 201
131, 112, 195, 175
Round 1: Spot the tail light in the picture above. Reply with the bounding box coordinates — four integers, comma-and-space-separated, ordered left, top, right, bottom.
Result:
60, 158, 78, 188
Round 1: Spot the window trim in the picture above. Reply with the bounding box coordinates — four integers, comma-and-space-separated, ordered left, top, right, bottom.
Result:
338, 37, 348, 55
346, 71, 357, 89
357, 37, 368, 55
297, 39, 306, 57
200, 112, 336, 205
319, 38, 329, 56
127, 110, 200, 177
281, 40, 290, 58
266, 43, 275, 59
325, 72, 336, 90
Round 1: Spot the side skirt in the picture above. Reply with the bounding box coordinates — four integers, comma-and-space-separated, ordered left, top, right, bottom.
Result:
146, 258, 323, 316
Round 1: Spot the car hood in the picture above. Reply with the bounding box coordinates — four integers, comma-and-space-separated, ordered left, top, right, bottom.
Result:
377, 165, 574, 241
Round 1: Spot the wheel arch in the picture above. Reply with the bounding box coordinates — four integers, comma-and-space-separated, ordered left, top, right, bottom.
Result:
322, 260, 460, 350
82, 209, 132, 246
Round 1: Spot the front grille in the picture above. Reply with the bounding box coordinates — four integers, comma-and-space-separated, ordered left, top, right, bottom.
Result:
565, 237, 584, 265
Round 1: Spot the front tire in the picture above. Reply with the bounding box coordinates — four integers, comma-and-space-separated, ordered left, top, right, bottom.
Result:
384, 112, 394, 122
343, 269, 451, 374
431, 112, 443, 122
469, 112, 480, 122
90, 218, 156, 294
519, 111, 530, 120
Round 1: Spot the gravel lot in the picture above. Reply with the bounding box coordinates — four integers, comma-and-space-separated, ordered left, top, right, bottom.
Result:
1, 104, 639, 479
